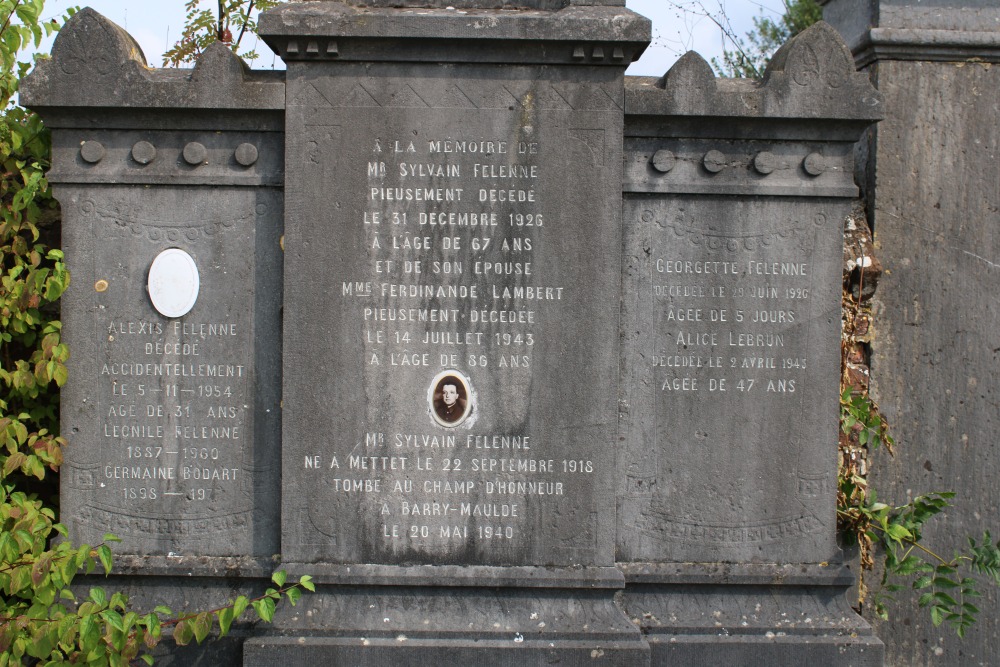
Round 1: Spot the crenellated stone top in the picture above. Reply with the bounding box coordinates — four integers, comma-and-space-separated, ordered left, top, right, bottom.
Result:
21, 8, 284, 112
623, 23, 883, 198
626, 22, 882, 131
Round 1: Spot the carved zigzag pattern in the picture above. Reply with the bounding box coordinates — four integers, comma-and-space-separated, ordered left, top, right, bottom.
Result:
291, 78, 622, 112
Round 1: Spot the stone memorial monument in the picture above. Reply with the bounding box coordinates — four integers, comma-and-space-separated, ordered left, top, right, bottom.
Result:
22, 1, 885, 664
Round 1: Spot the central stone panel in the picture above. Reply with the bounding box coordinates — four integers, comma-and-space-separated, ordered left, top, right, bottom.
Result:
267, 1, 649, 578
287, 65, 618, 567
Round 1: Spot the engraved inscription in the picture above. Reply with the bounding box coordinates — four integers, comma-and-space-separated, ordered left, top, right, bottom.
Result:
619, 198, 841, 563
99, 317, 249, 523
80, 189, 264, 552
288, 64, 622, 565
307, 127, 589, 550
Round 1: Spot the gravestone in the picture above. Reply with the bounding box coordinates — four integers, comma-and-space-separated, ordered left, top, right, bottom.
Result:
244, 0, 651, 662
616, 23, 884, 665
22, 4, 890, 666
21, 10, 286, 662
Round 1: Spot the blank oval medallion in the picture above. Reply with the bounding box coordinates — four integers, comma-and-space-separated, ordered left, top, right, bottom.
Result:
147, 248, 200, 318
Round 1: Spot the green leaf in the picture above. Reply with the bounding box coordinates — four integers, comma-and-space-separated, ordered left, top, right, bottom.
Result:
173, 620, 194, 646
88, 587, 107, 606
934, 577, 959, 590
217, 606, 235, 637
885, 523, 912, 542
252, 597, 276, 623
233, 595, 249, 619
271, 570, 287, 587
52, 363, 68, 387
299, 575, 315, 592
96, 545, 113, 574
192, 612, 212, 643
933, 591, 958, 606
101, 609, 124, 633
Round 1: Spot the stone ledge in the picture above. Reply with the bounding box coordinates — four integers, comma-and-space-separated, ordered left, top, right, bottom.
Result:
259, 2, 649, 64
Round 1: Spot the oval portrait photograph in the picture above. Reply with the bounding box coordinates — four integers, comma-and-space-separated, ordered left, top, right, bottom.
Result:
429, 370, 472, 427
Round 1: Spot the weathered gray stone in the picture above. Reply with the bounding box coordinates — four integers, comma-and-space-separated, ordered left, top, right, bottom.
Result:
819, 0, 1000, 66
23, 8, 285, 576
824, 1, 1000, 664
20, 5, 898, 665
259, 1, 648, 65
21, 10, 284, 112
617, 22, 883, 664
244, 0, 650, 662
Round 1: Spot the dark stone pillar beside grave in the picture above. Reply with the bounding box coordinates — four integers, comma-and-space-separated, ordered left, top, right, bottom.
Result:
822, 1, 1000, 663
248, 0, 649, 663
617, 23, 883, 665
21, 9, 285, 663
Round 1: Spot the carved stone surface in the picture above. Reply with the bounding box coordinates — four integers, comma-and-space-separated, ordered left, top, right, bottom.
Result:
619, 198, 844, 565
617, 22, 883, 665
21, 9, 284, 111
276, 5, 636, 575
259, 1, 649, 65
824, 1, 1000, 664
25, 10, 285, 572
20, 5, 899, 665
820, 0, 1000, 65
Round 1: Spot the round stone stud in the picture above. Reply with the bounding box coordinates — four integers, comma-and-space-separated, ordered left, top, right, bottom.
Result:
753, 151, 776, 175
79, 141, 105, 164
183, 141, 208, 166
131, 141, 156, 165
803, 152, 826, 176
703, 150, 727, 174
651, 149, 676, 174
234, 143, 259, 167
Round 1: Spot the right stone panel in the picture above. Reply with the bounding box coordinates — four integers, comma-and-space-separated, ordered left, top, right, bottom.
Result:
616, 22, 885, 665
619, 195, 844, 565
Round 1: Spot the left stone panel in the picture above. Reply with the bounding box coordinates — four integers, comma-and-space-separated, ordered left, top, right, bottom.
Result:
22, 8, 286, 566
56, 182, 281, 557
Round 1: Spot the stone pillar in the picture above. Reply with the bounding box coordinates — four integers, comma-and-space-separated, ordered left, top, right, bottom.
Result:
616, 22, 883, 665
248, 1, 650, 663
21, 9, 285, 663
822, 1, 1000, 664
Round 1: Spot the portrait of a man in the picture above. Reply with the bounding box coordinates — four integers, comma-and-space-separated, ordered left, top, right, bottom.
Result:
432, 374, 469, 426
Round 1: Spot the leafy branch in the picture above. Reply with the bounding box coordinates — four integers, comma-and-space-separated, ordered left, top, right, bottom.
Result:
839, 488, 1000, 638
162, 0, 284, 67
838, 210, 1000, 637
166, 571, 315, 647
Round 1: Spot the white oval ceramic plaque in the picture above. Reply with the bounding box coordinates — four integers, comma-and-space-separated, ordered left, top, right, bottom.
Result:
147, 248, 199, 318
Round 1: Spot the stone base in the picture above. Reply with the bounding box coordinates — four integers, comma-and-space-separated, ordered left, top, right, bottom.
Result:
245, 638, 647, 666
243, 584, 648, 666
619, 564, 883, 667
648, 635, 883, 665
